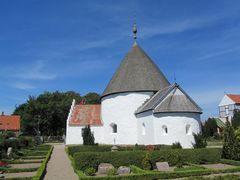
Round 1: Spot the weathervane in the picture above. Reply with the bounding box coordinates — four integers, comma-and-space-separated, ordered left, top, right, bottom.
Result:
133, 23, 137, 41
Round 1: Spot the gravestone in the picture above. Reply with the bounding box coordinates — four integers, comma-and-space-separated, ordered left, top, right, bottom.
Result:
7, 147, 12, 157
117, 166, 130, 175
156, 162, 172, 171
97, 163, 114, 175
111, 145, 118, 152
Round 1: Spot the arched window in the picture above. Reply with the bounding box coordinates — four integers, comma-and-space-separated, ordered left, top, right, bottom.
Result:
186, 124, 191, 135
142, 123, 146, 135
110, 123, 117, 133
162, 125, 168, 135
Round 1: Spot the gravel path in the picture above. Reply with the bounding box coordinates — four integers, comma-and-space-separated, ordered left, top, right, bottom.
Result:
44, 144, 78, 180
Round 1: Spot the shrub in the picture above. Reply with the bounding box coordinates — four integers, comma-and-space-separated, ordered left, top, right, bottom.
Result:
73, 148, 221, 171
107, 168, 117, 176
82, 125, 95, 145
172, 142, 182, 149
141, 152, 152, 170
74, 153, 99, 171
192, 133, 207, 148
3, 138, 20, 151
68, 145, 111, 156
222, 121, 238, 160
84, 167, 96, 176
18, 136, 33, 148
67, 144, 173, 157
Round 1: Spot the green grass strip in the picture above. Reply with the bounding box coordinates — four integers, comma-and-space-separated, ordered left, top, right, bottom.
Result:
0, 167, 38, 173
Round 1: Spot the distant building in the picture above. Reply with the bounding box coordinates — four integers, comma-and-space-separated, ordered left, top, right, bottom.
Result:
66, 25, 202, 148
219, 94, 240, 121
0, 112, 20, 135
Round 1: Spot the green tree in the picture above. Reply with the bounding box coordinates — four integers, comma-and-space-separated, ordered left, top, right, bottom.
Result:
13, 91, 82, 135
203, 118, 218, 137
232, 110, 240, 129
192, 133, 207, 148
84, 92, 101, 104
82, 125, 95, 145
13, 91, 101, 136
222, 121, 237, 160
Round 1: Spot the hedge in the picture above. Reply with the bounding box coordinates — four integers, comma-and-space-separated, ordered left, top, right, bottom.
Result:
68, 144, 173, 157
32, 145, 54, 180
73, 148, 222, 171
220, 159, 240, 166
76, 166, 240, 180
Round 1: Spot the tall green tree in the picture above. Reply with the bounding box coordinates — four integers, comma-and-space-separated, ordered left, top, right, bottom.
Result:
13, 91, 101, 136
232, 110, 240, 129
203, 118, 218, 137
222, 121, 238, 160
84, 92, 101, 104
82, 125, 95, 145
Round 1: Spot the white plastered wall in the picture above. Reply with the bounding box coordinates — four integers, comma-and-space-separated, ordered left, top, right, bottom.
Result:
101, 92, 153, 145
219, 95, 234, 106
153, 112, 201, 148
65, 125, 103, 145
136, 111, 154, 145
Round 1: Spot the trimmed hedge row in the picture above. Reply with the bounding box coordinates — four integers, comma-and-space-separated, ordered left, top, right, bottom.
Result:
73, 148, 222, 171
68, 145, 173, 157
220, 159, 240, 166
32, 145, 54, 180
77, 165, 240, 180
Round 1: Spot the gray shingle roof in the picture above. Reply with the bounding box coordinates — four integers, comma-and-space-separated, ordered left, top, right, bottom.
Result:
136, 84, 202, 114
102, 43, 170, 97
135, 84, 175, 114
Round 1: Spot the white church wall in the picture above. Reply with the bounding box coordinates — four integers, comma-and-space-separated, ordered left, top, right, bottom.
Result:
101, 92, 153, 144
65, 125, 104, 145
136, 111, 154, 145
153, 112, 201, 148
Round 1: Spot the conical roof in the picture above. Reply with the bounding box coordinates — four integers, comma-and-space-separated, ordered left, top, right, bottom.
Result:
102, 43, 170, 97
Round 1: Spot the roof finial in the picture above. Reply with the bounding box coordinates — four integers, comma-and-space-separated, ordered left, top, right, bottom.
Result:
133, 23, 137, 41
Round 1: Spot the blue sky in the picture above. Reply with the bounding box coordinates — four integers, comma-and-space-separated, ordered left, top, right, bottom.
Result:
0, 0, 240, 120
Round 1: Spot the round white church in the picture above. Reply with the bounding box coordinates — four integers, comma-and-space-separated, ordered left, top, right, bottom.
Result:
66, 26, 202, 148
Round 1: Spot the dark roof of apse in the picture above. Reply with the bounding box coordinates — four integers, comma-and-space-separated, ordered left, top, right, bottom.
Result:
102, 42, 170, 97
136, 84, 202, 114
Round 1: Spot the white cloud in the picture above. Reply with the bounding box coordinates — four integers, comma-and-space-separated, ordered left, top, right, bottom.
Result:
195, 47, 240, 61
11, 61, 57, 80
10, 82, 35, 90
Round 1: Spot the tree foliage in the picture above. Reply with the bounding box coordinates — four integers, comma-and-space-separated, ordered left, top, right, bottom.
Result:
84, 92, 101, 104
222, 120, 240, 160
192, 133, 207, 148
203, 118, 218, 138
13, 91, 100, 136
82, 125, 95, 145
232, 110, 240, 129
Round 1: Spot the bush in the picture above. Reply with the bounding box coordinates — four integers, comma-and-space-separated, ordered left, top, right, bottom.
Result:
84, 167, 96, 176
192, 133, 207, 148
141, 152, 152, 170
82, 125, 95, 145
107, 168, 117, 176
73, 148, 221, 171
222, 121, 238, 160
172, 142, 182, 149
3, 138, 20, 151
67, 144, 173, 157
74, 153, 99, 171
68, 145, 111, 156
18, 136, 33, 148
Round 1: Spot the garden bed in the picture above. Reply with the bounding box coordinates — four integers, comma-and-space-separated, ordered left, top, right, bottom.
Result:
67, 146, 240, 180
1, 144, 53, 179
